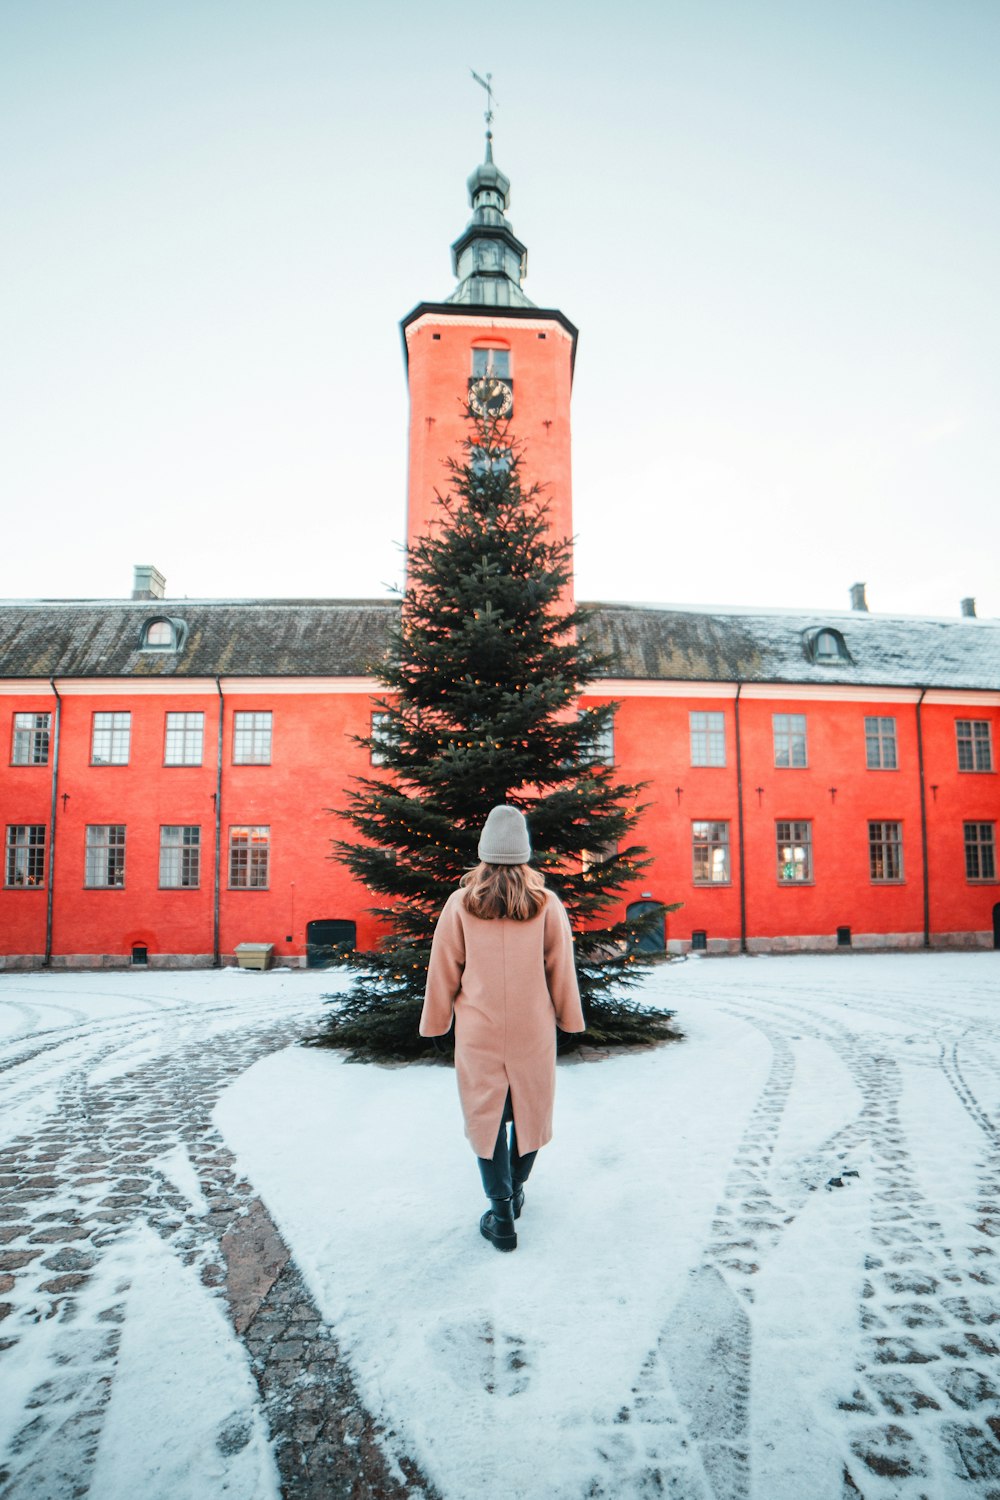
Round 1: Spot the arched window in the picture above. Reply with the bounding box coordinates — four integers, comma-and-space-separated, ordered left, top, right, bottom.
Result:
804, 627, 851, 665
140, 617, 185, 651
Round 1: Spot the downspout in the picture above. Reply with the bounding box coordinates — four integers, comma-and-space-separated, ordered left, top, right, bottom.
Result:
734, 682, 748, 953
213, 677, 224, 967
915, 687, 930, 949
44, 679, 62, 966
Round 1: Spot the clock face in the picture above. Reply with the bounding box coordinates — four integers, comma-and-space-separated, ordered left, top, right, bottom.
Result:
468, 376, 513, 418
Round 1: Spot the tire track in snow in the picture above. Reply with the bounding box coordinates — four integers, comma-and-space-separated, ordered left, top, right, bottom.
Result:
673, 982, 1000, 1498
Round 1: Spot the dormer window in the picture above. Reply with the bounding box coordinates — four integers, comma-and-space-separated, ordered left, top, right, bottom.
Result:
804, 627, 851, 665
141, 617, 185, 651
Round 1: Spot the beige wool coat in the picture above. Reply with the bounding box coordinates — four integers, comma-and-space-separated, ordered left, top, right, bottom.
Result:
420, 887, 586, 1157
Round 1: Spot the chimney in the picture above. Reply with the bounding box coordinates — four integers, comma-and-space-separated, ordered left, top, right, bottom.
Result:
132, 565, 165, 601
960, 597, 977, 618
849, 582, 868, 612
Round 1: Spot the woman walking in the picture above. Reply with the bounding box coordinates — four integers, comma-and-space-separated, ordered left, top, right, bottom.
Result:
420, 805, 585, 1251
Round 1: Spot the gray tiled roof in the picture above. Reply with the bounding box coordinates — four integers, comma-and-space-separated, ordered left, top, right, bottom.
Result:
0, 598, 997, 691
583, 603, 1000, 690
0, 601, 399, 680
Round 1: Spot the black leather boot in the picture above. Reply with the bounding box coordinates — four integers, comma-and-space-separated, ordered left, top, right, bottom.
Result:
511, 1184, 525, 1220
480, 1197, 517, 1251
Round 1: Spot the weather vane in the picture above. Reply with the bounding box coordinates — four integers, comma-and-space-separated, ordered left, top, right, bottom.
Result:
470, 69, 497, 130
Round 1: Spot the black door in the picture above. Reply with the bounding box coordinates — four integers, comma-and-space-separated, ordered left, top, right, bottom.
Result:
993, 903, 1000, 950
306, 919, 357, 968
626, 900, 666, 954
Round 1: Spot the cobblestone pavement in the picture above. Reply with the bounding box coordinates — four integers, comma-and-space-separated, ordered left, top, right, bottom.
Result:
0, 977, 436, 1499
581, 966, 1000, 1500
2, 964, 999, 1499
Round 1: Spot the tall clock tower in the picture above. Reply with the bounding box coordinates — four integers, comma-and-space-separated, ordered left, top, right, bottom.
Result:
401, 130, 578, 579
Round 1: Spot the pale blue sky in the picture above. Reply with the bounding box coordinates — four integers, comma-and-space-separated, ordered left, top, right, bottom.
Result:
3, 1, 998, 618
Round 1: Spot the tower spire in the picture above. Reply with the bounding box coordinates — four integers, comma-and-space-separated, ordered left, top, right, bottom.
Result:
447, 74, 533, 308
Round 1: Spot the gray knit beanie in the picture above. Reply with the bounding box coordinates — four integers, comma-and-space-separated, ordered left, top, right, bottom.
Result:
478, 805, 531, 865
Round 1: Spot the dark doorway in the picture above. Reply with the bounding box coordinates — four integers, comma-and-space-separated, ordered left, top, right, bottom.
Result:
306, 919, 357, 968
691, 929, 707, 952
837, 926, 852, 948
131, 944, 148, 966
993, 903, 1000, 950
626, 901, 666, 955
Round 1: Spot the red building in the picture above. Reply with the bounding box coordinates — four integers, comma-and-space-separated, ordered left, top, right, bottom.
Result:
2, 137, 999, 967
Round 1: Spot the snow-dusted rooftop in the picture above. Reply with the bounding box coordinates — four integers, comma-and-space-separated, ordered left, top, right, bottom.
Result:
0, 597, 997, 689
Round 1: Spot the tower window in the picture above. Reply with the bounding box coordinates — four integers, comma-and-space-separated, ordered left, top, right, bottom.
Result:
471, 348, 511, 379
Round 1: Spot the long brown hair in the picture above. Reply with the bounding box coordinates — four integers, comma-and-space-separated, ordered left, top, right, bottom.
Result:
461, 862, 547, 921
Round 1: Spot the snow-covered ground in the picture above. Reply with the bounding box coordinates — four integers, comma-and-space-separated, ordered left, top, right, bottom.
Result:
2, 954, 999, 1498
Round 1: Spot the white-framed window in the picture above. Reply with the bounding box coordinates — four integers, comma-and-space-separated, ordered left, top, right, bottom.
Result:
91, 712, 131, 766
579, 710, 615, 766
581, 841, 617, 877
370, 712, 393, 766
773, 714, 807, 768
5, 825, 46, 888
964, 822, 996, 881
690, 711, 726, 767
776, 820, 812, 882
471, 347, 511, 379
159, 826, 201, 888
865, 716, 898, 770
142, 619, 174, 649
956, 720, 993, 773
229, 826, 269, 888
869, 821, 903, 882
11, 712, 51, 766
692, 821, 730, 884
233, 711, 272, 765
164, 712, 204, 766
85, 825, 126, 887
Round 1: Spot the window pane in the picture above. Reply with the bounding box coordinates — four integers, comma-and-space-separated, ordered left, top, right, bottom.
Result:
164, 712, 204, 765
957, 720, 992, 772
472, 348, 510, 378
865, 716, 897, 770
964, 822, 996, 881
12, 712, 51, 766
229, 826, 269, 888
5, 825, 46, 887
233, 712, 272, 765
85, 825, 126, 887
690, 711, 726, 767
776, 820, 812, 881
579, 710, 615, 766
692, 820, 730, 882
869, 821, 903, 881
773, 714, 807, 768
92, 712, 131, 765
159, 826, 201, 887
370, 712, 392, 766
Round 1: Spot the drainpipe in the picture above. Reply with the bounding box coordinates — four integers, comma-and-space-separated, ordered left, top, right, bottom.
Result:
734, 682, 748, 953
44, 679, 62, 966
213, 678, 224, 967
915, 687, 930, 949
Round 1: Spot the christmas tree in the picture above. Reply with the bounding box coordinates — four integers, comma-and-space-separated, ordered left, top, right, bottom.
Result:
308, 405, 679, 1060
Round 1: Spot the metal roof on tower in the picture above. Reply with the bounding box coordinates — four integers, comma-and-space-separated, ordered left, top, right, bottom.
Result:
446, 127, 534, 309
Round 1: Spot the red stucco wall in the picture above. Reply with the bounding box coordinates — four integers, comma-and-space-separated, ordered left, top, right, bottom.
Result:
1, 683, 997, 963
404, 313, 575, 570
